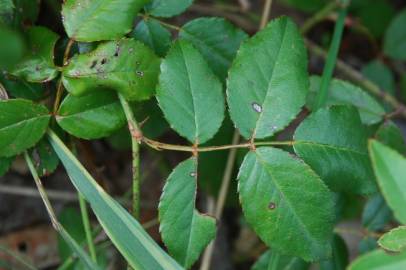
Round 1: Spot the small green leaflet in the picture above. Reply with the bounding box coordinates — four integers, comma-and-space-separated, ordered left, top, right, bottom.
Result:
227, 17, 309, 139
62, 0, 148, 42
361, 60, 395, 95
11, 26, 59, 82
0, 73, 46, 101
375, 121, 406, 154
179, 17, 248, 80
294, 105, 376, 194
48, 130, 183, 270
159, 157, 216, 268
369, 140, 406, 224
238, 147, 334, 261
30, 138, 59, 177
379, 226, 406, 253
57, 92, 126, 140
0, 99, 50, 157
384, 8, 406, 60
0, 25, 25, 70
157, 40, 224, 144
145, 0, 193, 18
307, 76, 385, 125
62, 39, 160, 101
132, 18, 171, 57
348, 249, 406, 270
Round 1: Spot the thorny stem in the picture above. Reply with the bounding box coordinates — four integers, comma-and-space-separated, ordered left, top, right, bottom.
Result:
118, 93, 141, 219
53, 38, 74, 114
78, 194, 98, 263
314, 0, 349, 110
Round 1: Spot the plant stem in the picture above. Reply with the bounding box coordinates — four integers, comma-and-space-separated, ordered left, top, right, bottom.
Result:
301, 1, 338, 34
78, 194, 98, 263
143, 137, 293, 152
53, 38, 74, 113
259, 0, 273, 29
313, 1, 349, 110
118, 93, 141, 219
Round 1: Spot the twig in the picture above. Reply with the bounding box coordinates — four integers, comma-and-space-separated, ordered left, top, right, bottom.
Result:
0, 184, 78, 201
301, 1, 338, 34
118, 94, 141, 219
259, 0, 273, 29
313, 1, 348, 110
53, 38, 74, 114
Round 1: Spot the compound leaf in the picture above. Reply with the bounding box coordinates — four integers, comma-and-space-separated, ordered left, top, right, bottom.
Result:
11, 26, 59, 82
294, 105, 376, 194
179, 17, 248, 80
0, 99, 50, 157
157, 40, 224, 144
238, 147, 334, 261
369, 140, 406, 224
227, 17, 308, 139
62, 39, 160, 101
62, 0, 148, 42
57, 91, 126, 139
159, 157, 216, 268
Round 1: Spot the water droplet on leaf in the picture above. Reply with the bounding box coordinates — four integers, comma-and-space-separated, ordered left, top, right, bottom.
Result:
252, 102, 262, 113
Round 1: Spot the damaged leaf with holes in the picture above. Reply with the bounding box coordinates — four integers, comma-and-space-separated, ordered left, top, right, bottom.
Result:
62, 39, 161, 101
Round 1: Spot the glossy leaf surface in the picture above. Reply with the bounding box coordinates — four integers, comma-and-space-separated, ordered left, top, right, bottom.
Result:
62, 0, 148, 42
159, 157, 216, 268
227, 17, 308, 139
57, 92, 126, 139
369, 140, 406, 224
238, 147, 334, 261
179, 17, 248, 80
294, 106, 376, 194
48, 131, 183, 270
0, 99, 50, 157
62, 39, 160, 101
157, 40, 224, 144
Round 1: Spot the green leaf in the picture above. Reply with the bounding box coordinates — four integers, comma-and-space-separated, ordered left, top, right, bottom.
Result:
358, 237, 378, 255
0, 0, 14, 25
0, 99, 50, 157
62, 0, 148, 42
145, 0, 193, 17
294, 105, 376, 194
379, 226, 406, 253
132, 18, 171, 57
369, 140, 406, 224
11, 26, 59, 82
384, 8, 406, 60
251, 250, 309, 270
62, 39, 160, 101
375, 121, 406, 154
0, 156, 14, 176
227, 17, 309, 139
179, 17, 248, 80
307, 76, 385, 125
362, 60, 395, 95
30, 138, 59, 177
0, 25, 25, 70
238, 147, 334, 261
48, 130, 183, 270
362, 194, 392, 231
159, 157, 216, 268
356, 0, 395, 38
57, 91, 126, 140
0, 73, 46, 101
348, 249, 406, 270
157, 40, 224, 144
319, 234, 349, 270
11, 0, 40, 28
